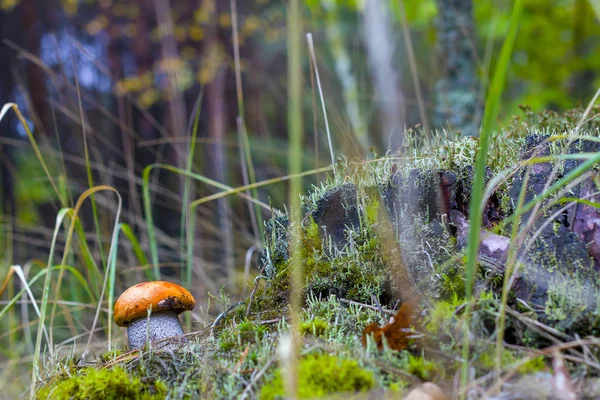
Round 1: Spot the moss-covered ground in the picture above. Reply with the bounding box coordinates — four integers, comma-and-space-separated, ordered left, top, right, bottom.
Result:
36, 107, 600, 399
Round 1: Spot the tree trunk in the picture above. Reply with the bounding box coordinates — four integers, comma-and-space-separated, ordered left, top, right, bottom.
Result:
434, 0, 480, 137
363, 0, 406, 150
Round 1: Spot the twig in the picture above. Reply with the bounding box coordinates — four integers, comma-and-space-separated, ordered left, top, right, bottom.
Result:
212, 302, 244, 328
339, 298, 395, 316
241, 356, 276, 399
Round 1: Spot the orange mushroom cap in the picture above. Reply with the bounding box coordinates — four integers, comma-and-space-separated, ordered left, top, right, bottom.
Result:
114, 281, 196, 327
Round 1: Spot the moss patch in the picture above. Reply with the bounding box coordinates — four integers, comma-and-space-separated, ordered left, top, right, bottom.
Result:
260, 353, 376, 399
36, 366, 167, 400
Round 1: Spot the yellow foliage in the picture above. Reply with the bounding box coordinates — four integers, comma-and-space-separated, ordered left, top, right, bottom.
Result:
156, 57, 186, 73
1, 0, 19, 11
126, 4, 140, 19
123, 76, 142, 92
194, 7, 211, 24
139, 89, 160, 108
189, 26, 204, 42
85, 16, 108, 36
242, 16, 261, 35
197, 67, 214, 85
218, 12, 232, 28
62, 0, 77, 15
114, 80, 126, 96
140, 72, 154, 87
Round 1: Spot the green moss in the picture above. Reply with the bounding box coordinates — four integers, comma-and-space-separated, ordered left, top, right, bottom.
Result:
364, 198, 380, 226
254, 195, 390, 316
36, 366, 167, 400
302, 217, 322, 254
479, 350, 547, 375
387, 380, 409, 393
100, 348, 124, 363
438, 263, 466, 298
300, 317, 329, 336
217, 319, 268, 353
403, 355, 442, 382
426, 293, 463, 334
260, 353, 376, 399
218, 334, 236, 352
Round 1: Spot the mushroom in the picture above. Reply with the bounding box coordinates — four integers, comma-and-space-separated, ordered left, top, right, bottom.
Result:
114, 281, 196, 350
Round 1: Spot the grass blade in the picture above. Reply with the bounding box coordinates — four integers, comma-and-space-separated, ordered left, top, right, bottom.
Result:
462, 0, 524, 393
0, 103, 63, 205
119, 224, 152, 280
306, 33, 335, 175
231, 0, 263, 239
286, 0, 303, 397
181, 90, 204, 297
143, 163, 278, 279
31, 207, 71, 384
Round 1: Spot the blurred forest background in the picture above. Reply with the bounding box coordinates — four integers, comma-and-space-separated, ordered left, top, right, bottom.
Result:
0, 0, 600, 375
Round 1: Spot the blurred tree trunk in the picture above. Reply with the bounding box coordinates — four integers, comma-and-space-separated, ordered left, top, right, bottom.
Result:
0, 10, 15, 223
154, 0, 187, 176
203, 0, 235, 290
434, 0, 480, 137
362, 0, 406, 150
21, 0, 48, 132
570, 0, 595, 101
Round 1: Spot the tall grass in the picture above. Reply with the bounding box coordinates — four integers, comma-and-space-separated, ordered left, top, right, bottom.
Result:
142, 163, 273, 284
306, 33, 335, 176
231, 0, 263, 242
286, 0, 303, 398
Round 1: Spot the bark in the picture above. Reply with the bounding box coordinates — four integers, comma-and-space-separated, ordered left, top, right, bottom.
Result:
21, 0, 48, 132
203, 0, 235, 290
362, 0, 406, 150
434, 0, 480, 137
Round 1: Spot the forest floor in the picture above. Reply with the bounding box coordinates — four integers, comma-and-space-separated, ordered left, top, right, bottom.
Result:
35, 107, 600, 399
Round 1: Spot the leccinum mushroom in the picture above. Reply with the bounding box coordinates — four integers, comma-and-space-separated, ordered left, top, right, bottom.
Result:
114, 281, 196, 350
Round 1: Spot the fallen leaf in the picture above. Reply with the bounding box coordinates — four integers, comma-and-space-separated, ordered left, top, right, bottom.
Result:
361, 302, 414, 351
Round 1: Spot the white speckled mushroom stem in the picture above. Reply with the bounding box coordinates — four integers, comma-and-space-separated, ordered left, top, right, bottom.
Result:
126, 310, 184, 350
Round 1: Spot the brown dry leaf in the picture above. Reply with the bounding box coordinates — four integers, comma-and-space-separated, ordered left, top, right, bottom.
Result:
361, 302, 414, 351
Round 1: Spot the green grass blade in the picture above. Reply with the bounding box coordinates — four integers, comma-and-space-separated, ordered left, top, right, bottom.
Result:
231, 0, 263, 239
462, 0, 524, 394
45, 186, 120, 382
31, 207, 71, 386
11, 265, 50, 352
0, 265, 92, 323
465, 0, 524, 299
105, 222, 123, 350
119, 224, 152, 280
143, 163, 278, 279
0, 103, 64, 205
189, 166, 332, 209
82, 188, 122, 354
286, 0, 303, 397
505, 152, 600, 224
73, 62, 108, 279
181, 90, 203, 297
